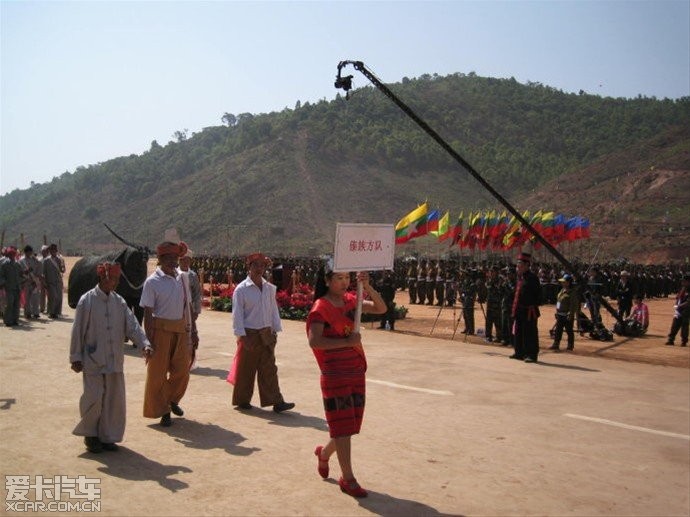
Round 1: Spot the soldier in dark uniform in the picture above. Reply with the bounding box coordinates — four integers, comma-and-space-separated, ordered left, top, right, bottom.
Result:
425, 261, 436, 305
445, 266, 457, 307
510, 252, 541, 363
614, 270, 634, 319
460, 271, 477, 335
483, 266, 502, 343
435, 262, 445, 306
500, 266, 516, 346
586, 267, 604, 325
406, 261, 418, 304
416, 261, 427, 305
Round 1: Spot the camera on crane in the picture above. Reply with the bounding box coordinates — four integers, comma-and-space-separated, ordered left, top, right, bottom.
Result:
334, 74, 353, 92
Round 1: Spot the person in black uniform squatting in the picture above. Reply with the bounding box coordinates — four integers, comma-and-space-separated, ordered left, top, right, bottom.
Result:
510, 252, 541, 363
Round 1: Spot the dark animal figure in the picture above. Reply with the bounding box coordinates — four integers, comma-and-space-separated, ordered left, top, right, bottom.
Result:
68, 246, 149, 323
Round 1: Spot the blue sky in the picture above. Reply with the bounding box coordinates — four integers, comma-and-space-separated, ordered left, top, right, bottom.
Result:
1, 0, 689, 195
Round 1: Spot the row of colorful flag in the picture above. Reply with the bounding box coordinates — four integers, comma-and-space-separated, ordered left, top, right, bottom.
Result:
394, 202, 591, 250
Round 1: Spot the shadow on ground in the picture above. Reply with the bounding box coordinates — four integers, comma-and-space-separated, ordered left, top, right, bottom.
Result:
150, 419, 260, 456
80, 446, 192, 492
233, 407, 328, 432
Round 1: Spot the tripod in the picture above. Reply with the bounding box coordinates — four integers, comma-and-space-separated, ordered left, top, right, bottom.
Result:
430, 302, 461, 338
451, 306, 468, 342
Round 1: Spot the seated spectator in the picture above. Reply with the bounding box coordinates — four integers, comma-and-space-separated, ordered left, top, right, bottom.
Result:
626, 294, 649, 336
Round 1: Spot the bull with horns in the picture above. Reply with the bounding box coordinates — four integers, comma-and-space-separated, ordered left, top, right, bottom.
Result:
68, 224, 151, 327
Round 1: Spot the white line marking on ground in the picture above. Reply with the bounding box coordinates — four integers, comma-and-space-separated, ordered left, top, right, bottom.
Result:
564, 413, 690, 441
368, 379, 453, 396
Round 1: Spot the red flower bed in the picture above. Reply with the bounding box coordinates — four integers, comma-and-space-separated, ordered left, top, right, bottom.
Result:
276, 284, 314, 310
203, 283, 233, 297
207, 282, 315, 319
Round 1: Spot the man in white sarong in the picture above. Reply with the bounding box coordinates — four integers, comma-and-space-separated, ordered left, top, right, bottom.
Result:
70, 262, 150, 453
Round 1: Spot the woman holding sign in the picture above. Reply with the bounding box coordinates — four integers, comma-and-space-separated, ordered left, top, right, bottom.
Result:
307, 263, 387, 498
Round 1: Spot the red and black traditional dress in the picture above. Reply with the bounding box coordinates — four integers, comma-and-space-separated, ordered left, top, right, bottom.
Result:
306, 292, 366, 438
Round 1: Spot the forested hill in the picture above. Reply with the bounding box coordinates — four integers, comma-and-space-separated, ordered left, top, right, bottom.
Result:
1, 72, 688, 260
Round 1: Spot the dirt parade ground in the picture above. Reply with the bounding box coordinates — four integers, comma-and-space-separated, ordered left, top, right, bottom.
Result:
1, 259, 689, 516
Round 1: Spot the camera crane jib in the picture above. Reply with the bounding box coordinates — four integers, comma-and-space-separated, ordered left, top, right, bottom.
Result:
334, 60, 624, 337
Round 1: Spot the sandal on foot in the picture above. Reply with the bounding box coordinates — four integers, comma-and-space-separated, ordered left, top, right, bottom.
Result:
339, 477, 367, 498
314, 446, 329, 478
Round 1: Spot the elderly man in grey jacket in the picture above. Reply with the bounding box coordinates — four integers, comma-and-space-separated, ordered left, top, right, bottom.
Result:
70, 262, 150, 453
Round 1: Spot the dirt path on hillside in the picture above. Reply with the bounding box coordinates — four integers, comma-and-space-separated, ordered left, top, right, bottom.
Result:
294, 130, 329, 236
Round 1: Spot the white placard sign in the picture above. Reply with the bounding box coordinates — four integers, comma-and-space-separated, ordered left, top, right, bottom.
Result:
333, 223, 395, 272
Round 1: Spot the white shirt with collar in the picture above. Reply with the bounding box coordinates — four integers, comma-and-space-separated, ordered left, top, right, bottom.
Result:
232, 275, 282, 336
139, 268, 185, 320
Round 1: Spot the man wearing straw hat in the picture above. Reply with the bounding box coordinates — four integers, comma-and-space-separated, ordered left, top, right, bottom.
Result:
178, 247, 202, 366
231, 252, 295, 413
178, 248, 202, 324
70, 262, 150, 453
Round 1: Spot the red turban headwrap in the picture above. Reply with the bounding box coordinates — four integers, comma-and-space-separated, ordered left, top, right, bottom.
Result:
156, 241, 188, 258
97, 262, 122, 279
517, 252, 532, 263
246, 252, 270, 266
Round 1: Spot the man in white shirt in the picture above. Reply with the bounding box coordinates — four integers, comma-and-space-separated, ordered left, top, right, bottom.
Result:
140, 241, 197, 427
232, 252, 294, 413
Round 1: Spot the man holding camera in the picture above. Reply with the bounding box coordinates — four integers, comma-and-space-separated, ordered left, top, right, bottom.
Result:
548, 273, 578, 351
